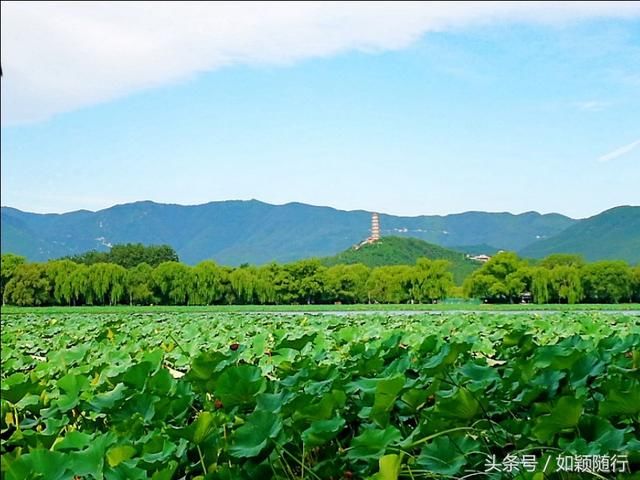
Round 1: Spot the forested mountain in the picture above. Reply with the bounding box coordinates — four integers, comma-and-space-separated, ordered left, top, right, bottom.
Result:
1, 199, 578, 265
519, 206, 640, 263
321, 236, 480, 284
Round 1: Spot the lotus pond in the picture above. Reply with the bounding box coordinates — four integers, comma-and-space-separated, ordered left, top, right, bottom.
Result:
1, 312, 639, 479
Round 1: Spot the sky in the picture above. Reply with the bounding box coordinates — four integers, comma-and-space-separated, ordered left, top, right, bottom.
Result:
1, 2, 639, 219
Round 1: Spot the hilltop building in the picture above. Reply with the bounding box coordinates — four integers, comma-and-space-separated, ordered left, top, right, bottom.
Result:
469, 254, 491, 263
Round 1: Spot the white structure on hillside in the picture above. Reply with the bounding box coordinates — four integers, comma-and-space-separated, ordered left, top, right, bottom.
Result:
354, 212, 381, 249
370, 213, 380, 241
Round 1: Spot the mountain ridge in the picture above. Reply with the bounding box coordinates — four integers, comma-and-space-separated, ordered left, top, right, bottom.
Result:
519, 205, 640, 263
3, 199, 632, 265
0, 200, 585, 219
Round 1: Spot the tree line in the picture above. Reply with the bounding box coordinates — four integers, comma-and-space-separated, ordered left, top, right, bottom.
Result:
1, 247, 639, 306
0, 252, 453, 307
463, 252, 640, 304
62, 243, 179, 268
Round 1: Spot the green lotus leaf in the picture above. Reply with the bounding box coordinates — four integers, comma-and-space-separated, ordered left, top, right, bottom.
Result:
188, 351, 229, 381
56, 374, 90, 412
1, 373, 33, 405
150, 461, 179, 480
435, 388, 480, 420
175, 411, 216, 445
276, 333, 316, 351
599, 384, 640, 417
148, 368, 175, 396
15, 449, 67, 480
347, 426, 401, 461
459, 361, 500, 391
417, 436, 477, 476
89, 383, 128, 411
54, 431, 92, 451
568, 354, 605, 389
302, 416, 345, 447
229, 411, 282, 458
370, 375, 405, 427
533, 396, 583, 442
215, 365, 265, 408
372, 453, 402, 480
106, 445, 137, 468
69, 432, 117, 478
567, 415, 627, 453
1, 456, 31, 480
121, 362, 153, 390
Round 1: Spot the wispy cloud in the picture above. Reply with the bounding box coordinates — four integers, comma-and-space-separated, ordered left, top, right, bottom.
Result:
2, 1, 640, 125
598, 139, 640, 162
574, 100, 611, 112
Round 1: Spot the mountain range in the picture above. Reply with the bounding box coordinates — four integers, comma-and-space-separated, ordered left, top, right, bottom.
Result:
1, 201, 638, 265
520, 205, 640, 263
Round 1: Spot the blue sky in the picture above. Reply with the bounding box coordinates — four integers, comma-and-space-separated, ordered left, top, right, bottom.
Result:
1, 3, 639, 218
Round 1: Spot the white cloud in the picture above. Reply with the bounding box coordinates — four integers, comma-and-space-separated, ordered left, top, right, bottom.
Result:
598, 139, 640, 162
2, 1, 640, 125
574, 100, 612, 112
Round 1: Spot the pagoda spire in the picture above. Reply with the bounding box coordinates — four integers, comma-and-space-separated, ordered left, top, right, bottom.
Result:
371, 212, 380, 241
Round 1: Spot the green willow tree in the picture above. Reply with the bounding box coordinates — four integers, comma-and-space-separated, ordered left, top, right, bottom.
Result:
229, 266, 258, 304
1, 253, 26, 304
632, 265, 640, 303
408, 259, 453, 303
254, 264, 280, 304
47, 260, 78, 306
581, 261, 634, 303
152, 261, 193, 305
366, 265, 412, 304
3, 263, 50, 306
287, 260, 327, 304
530, 267, 551, 304
87, 263, 127, 305
126, 263, 155, 305
70, 264, 91, 305
191, 261, 228, 305
539, 253, 585, 269
463, 252, 526, 303
324, 264, 370, 304
549, 265, 584, 304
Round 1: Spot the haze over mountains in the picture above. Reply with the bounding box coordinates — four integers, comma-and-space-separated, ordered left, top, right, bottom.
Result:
1, 201, 638, 264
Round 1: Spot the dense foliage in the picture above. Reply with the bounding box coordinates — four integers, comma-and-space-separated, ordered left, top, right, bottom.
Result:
321, 237, 480, 284
464, 252, 640, 304
63, 244, 179, 269
2, 249, 640, 306
1, 312, 638, 479
1, 255, 455, 307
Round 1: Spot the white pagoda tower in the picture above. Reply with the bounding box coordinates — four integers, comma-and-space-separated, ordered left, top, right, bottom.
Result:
370, 213, 380, 241
354, 212, 381, 249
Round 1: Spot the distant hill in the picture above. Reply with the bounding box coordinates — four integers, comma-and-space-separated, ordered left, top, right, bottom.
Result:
1, 200, 576, 265
519, 206, 640, 263
321, 236, 482, 284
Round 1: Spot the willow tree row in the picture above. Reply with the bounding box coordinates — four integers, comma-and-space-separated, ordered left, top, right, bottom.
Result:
0, 255, 453, 306
464, 252, 640, 304
3, 252, 639, 306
